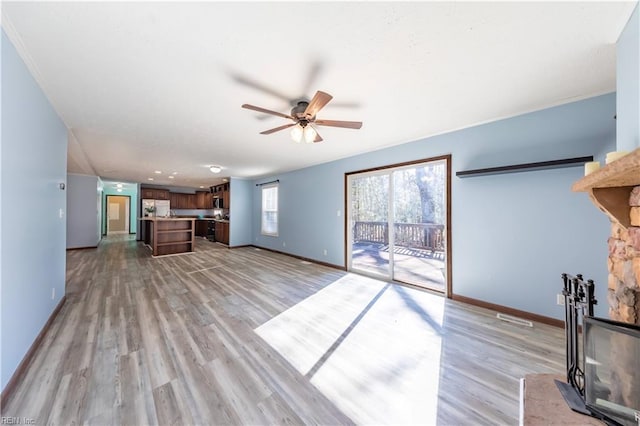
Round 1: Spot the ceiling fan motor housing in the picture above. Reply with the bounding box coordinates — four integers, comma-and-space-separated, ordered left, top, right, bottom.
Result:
291, 101, 312, 121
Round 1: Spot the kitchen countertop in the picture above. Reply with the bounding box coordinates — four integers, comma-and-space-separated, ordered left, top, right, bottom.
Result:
139, 217, 196, 221
140, 216, 229, 222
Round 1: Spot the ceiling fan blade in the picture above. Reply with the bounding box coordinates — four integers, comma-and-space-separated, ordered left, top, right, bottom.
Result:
242, 104, 293, 120
232, 73, 292, 102
304, 91, 333, 117
314, 119, 363, 129
313, 129, 323, 143
260, 123, 296, 135
301, 61, 323, 97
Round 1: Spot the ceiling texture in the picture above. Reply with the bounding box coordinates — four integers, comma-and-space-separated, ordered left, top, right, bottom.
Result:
2, 1, 636, 189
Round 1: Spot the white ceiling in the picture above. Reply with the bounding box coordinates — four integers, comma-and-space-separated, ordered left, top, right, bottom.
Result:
101, 180, 137, 193
2, 1, 636, 189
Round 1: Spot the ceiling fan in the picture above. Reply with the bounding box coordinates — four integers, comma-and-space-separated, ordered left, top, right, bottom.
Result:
242, 91, 362, 143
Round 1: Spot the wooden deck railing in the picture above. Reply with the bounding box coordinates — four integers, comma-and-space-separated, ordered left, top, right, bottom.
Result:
353, 221, 445, 252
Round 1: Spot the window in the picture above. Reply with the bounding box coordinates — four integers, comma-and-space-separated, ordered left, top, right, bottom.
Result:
261, 184, 278, 236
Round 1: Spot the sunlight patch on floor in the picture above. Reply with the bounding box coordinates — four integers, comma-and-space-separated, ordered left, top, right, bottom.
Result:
255, 273, 444, 425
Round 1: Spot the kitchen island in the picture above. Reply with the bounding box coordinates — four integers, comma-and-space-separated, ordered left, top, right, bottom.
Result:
140, 217, 196, 257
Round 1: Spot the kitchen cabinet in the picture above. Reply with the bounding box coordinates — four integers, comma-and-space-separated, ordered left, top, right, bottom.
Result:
142, 188, 170, 200
170, 192, 186, 209
215, 221, 229, 245
212, 185, 222, 201
169, 192, 180, 208
142, 217, 195, 256
212, 183, 230, 209
196, 191, 209, 209
186, 194, 197, 209
222, 184, 230, 209
195, 220, 209, 237
169, 192, 197, 209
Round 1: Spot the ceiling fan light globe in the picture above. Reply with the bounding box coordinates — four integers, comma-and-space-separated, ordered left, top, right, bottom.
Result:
209, 166, 222, 173
303, 125, 317, 144
290, 124, 303, 143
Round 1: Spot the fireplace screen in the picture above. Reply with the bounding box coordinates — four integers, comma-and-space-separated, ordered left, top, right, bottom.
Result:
584, 316, 640, 426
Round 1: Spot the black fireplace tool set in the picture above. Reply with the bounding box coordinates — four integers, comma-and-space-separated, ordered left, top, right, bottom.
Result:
556, 273, 597, 415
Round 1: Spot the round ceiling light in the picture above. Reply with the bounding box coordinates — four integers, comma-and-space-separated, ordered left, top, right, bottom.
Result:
209, 166, 222, 173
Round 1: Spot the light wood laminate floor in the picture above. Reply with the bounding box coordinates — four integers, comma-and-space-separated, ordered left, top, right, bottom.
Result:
2, 236, 565, 425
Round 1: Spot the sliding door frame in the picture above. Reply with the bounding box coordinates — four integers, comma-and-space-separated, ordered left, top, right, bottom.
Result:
344, 154, 452, 297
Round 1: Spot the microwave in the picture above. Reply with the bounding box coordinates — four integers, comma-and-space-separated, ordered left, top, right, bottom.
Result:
214, 198, 224, 209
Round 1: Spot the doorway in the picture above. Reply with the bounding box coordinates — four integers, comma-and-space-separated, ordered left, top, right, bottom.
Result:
106, 195, 130, 234
346, 155, 451, 295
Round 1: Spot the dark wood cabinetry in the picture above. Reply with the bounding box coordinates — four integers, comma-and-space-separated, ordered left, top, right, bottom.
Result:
169, 192, 180, 208
143, 218, 195, 256
142, 187, 214, 211
142, 188, 169, 200
215, 221, 229, 245
211, 183, 230, 209
223, 186, 230, 209
196, 191, 209, 209
188, 194, 197, 209
212, 185, 222, 201
195, 220, 208, 237
169, 192, 198, 209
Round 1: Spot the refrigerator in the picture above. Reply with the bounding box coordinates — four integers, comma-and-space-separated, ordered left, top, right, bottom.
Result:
140, 199, 171, 243
142, 199, 170, 217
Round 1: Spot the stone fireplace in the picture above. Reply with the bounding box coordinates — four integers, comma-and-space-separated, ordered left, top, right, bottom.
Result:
573, 148, 640, 325
608, 189, 640, 325
573, 148, 640, 421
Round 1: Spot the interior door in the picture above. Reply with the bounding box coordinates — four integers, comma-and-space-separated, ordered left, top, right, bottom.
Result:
106, 195, 129, 234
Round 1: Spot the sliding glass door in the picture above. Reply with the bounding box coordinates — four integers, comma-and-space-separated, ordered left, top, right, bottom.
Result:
347, 157, 449, 294
349, 172, 391, 278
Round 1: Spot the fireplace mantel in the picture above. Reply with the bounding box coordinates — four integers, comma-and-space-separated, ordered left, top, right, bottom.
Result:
572, 148, 640, 229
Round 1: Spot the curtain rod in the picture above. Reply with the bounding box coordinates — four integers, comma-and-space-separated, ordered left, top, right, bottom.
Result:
256, 179, 279, 187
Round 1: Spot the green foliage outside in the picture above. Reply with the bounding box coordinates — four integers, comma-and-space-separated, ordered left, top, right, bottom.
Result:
351, 161, 446, 224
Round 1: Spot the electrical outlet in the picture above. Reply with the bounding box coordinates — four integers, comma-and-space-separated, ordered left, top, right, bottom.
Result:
283, 242, 286, 247
51, 288, 56, 300
59, 208, 64, 219
557, 294, 565, 306
337, 210, 341, 217
323, 249, 327, 256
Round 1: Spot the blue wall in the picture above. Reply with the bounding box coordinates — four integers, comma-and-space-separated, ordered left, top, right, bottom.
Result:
617, 3, 640, 152
230, 178, 253, 247
252, 93, 616, 320
0, 25, 3, 389
102, 184, 138, 234
67, 174, 100, 248
1, 31, 67, 389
